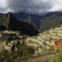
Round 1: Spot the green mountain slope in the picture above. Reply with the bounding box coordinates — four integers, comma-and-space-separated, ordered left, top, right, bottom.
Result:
39, 15, 62, 32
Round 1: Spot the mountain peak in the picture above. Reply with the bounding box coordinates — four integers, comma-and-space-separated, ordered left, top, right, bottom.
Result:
5, 12, 14, 19
0, 12, 38, 36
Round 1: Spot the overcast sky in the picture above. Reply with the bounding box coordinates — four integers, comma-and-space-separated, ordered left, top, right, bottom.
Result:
0, 0, 62, 14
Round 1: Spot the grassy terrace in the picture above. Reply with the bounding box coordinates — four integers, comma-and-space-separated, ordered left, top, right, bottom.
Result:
0, 40, 61, 62
0, 26, 62, 62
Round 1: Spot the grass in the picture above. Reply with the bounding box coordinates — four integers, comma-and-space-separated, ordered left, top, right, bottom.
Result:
49, 52, 62, 62
0, 42, 4, 53
0, 41, 35, 62
0, 41, 61, 62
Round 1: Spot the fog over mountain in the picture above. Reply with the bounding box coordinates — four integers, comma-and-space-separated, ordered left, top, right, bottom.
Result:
0, 0, 62, 14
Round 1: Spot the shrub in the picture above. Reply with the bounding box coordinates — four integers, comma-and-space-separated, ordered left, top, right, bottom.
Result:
0, 42, 35, 62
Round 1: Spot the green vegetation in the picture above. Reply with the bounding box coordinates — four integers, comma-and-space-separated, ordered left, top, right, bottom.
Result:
0, 41, 35, 62
39, 16, 62, 32
49, 52, 62, 62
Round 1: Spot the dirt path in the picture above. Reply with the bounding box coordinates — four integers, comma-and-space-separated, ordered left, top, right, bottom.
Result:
20, 54, 55, 62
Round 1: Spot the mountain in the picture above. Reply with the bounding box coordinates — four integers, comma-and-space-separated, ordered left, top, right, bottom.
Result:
12, 12, 62, 30
39, 12, 62, 32
0, 12, 38, 36
14, 12, 41, 28
0, 11, 62, 33
0, 12, 41, 29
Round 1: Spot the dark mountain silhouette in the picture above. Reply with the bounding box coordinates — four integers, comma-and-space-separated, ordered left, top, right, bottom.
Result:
0, 13, 4, 17
14, 12, 41, 28
0, 12, 38, 36
0, 11, 62, 33
0, 12, 41, 29
13, 12, 62, 29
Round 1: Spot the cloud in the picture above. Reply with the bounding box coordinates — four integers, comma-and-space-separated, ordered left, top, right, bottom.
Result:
49, 0, 62, 12
0, 0, 8, 8
0, 0, 62, 14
